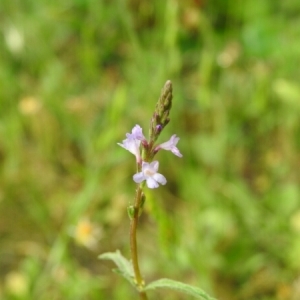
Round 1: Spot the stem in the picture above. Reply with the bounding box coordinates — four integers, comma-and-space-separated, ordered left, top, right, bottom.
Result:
130, 185, 148, 300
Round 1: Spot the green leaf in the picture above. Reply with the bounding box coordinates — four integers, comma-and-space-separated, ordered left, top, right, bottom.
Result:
144, 278, 217, 300
99, 250, 135, 286
127, 205, 135, 220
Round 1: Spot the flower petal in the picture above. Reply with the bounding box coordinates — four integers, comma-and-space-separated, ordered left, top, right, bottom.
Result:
149, 161, 159, 172
146, 177, 159, 189
126, 125, 146, 141
133, 172, 146, 183
171, 147, 183, 157
153, 173, 167, 185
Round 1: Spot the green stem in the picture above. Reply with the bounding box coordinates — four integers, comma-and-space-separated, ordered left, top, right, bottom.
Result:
130, 185, 148, 300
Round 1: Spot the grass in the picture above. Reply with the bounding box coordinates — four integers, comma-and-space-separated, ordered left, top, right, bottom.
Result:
1, 1, 300, 299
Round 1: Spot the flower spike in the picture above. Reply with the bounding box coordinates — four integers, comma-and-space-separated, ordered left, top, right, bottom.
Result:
149, 80, 173, 143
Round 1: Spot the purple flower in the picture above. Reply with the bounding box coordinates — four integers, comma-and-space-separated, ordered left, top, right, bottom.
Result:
117, 125, 146, 163
133, 161, 167, 189
126, 125, 146, 141
156, 134, 183, 157
118, 138, 141, 163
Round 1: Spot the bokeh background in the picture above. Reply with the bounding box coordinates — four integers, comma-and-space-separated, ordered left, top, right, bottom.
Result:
1, 1, 300, 299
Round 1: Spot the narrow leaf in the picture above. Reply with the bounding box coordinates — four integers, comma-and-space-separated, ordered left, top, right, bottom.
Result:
99, 250, 135, 286
144, 278, 217, 300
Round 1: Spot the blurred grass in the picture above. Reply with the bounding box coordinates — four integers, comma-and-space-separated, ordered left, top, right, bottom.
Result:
1, 0, 300, 299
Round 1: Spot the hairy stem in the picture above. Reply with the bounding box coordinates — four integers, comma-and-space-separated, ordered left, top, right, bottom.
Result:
130, 186, 148, 300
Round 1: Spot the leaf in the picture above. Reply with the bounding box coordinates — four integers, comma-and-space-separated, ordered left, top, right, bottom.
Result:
99, 250, 135, 286
144, 278, 217, 300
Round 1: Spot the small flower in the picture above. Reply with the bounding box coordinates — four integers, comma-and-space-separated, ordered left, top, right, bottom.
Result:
126, 125, 146, 141
118, 138, 141, 163
156, 134, 183, 157
69, 218, 102, 250
117, 125, 146, 163
133, 161, 167, 189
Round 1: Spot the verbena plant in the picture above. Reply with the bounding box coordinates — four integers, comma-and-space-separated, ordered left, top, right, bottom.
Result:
99, 81, 216, 300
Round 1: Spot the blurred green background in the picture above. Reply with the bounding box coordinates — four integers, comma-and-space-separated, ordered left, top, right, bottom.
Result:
1, 0, 300, 299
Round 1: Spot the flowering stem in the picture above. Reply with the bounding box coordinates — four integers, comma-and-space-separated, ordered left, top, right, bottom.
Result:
130, 185, 148, 300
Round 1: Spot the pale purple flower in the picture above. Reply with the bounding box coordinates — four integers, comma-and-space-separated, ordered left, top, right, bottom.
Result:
156, 134, 183, 157
126, 125, 146, 141
117, 125, 146, 163
133, 161, 167, 189
118, 138, 141, 163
